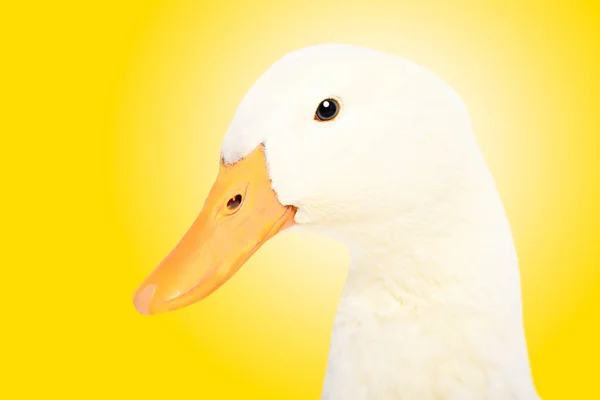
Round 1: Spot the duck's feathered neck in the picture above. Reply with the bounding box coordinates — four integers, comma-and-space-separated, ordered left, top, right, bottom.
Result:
319, 176, 540, 399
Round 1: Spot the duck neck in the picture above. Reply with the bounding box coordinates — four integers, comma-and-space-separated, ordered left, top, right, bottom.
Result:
339, 185, 523, 314
341, 216, 523, 320
323, 191, 538, 397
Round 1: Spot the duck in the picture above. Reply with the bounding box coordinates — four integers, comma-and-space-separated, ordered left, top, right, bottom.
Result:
132, 44, 541, 400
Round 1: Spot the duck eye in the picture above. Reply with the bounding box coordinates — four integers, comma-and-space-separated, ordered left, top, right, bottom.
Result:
226, 194, 243, 211
315, 98, 339, 121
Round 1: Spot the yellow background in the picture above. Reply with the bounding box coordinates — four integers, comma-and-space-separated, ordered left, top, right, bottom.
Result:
2, 0, 599, 399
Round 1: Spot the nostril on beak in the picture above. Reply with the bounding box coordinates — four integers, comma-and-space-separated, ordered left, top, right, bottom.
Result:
227, 194, 243, 210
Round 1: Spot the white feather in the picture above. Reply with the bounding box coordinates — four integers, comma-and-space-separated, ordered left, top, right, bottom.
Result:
222, 44, 540, 400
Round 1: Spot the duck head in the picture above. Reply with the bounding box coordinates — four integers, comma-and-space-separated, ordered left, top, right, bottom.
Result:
133, 44, 486, 315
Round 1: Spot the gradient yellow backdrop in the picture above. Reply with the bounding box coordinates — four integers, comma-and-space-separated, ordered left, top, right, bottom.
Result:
2, 1, 599, 399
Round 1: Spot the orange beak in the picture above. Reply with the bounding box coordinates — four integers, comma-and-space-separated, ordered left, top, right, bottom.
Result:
133, 145, 296, 315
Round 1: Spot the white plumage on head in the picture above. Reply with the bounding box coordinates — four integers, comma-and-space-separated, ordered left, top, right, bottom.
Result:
219, 44, 540, 399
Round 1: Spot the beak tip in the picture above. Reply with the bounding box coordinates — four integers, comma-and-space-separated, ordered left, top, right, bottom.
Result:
133, 284, 156, 316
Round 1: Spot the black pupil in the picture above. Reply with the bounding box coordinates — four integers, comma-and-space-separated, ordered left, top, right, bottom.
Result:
316, 99, 338, 120
227, 194, 242, 210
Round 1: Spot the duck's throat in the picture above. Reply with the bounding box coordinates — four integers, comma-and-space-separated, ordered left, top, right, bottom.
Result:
320, 218, 539, 399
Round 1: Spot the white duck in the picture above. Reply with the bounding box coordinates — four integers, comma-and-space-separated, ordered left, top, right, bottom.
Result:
133, 44, 541, 400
